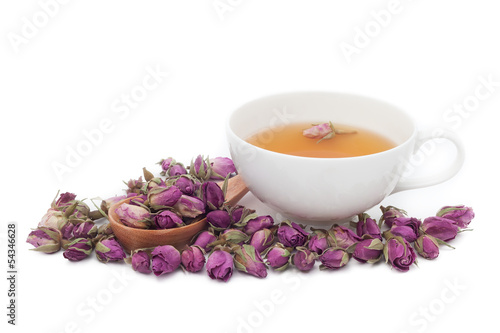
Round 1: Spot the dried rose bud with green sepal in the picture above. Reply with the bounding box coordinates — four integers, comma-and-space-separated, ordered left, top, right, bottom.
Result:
383, 231, 417, 272
26, 227, 62, 254
436, 205, 475, 229
263, 243, 292, 271
292, 246, 316, 272
379, 205, 407, 228
95, 236, 127, 263
352, 237, 384, 264
233, 244, 268, 278
319, 247, 349, 270
63, 238, 94, 262
115, 203, 151, 229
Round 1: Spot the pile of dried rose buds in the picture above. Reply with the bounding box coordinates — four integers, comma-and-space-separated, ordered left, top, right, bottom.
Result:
27, 155, 475, 281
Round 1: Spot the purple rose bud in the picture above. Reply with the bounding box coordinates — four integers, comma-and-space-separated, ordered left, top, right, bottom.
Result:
264, 243, 291, 270
174, 195, 206, 218
181, 245, 206, 273
352, 238, 384, 263
193, 155, 208, 175
436, 205, 474, 229
159, 157, 173, 172
126, 177, 145, 195
148, 186, 182, 210
26, 227, 61, 254
209, 157, 237, 180
207, 210, 232, 230
389, 217, 421, 243
414, 234, 440, 260
277, 220, 309, 248
292, 247, 316, 271
168, 163, 187, 177
206, 249, 233, 282
319, 248, 349, 270
174, 176, 198, 196
52, 192, 77, 209
202, 182, 225, 211
220, 229, 249, 245
59, 221, 75, 246
131, 250, 152, 274
379, 205, 407, 228
234, 244, 268, 278
115, 203, 151, 229
63, 238, 93, 261
146, 177, 167, 192
72, 220, 98, 239
421, 216, 459, 242
153, 210, 183, 229
308, 229, 330, 255
192, 230, 218, 252
327, 225, 361, 249
95, 237, 127, 263
230, 206, 245, 224
101, 193, 137, 214
249, 228, 275, 253
151, 245, 181, 276
356, 213, 382, 240
243, 215, 274, 235
383, 236, 416, 272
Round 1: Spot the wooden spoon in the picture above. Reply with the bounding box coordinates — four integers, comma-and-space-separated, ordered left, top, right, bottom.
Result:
109, 175, 249, 253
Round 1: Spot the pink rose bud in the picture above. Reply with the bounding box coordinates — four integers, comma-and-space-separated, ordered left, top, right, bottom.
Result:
174, 195, 206, 218
206, 249, 233, 282
209, 157, 237, 180
327, 225, 361, 249
379, 205, 407, 228
125, 177, 145, 195
319, 248, 349, 270
192, 230, 217, 252
100, 193, 137, 214
249, 228, 275, 253
355, 213, 382, 240
131, 250, 152, 274
383, 233, 417, 272
153, 210, 183, 229
168, 163, 187, 177
264, 243, 292, 271
207, 210, 232, 230
59, 221, 75, 248
190, 155, 211, 181
52, 192, 77, 209
421, 216, 459, 242
181, 245, 206, 273
302, 122, 333, 139
436, 205, 474, 229
115, 203, 151, 229
352, 238, 384, 264
414, 234, 440, 260
72, 220, 98, 239
292, 246, 316, 271
63, 238, 93, 261
26, 227, 61, 254
158, 157, 174, 175
173, 176, 199, 196
148, 185, 182, 210
389, 217, 422, 243
95, 237, 127, 263
243, 215, 274, 235
38, 207, 74, 230
50, 192, 90, 219
202, 182, 225, 211
277, 220, 308, 247
308, 229, 330, 255
233, 244, 268, 278
151, 245, 181, 276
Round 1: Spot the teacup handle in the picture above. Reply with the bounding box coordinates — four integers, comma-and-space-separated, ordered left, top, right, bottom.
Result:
392, 128, 465, 193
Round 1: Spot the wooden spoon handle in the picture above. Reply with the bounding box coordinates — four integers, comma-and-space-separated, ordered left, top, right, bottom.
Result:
222, 174, 249, 206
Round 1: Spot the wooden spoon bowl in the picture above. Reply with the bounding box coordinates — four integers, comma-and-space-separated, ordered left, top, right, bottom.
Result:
109, 175, 248, 253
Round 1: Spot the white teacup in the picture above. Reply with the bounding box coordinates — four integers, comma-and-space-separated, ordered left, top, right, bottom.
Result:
226, 92, 465, 224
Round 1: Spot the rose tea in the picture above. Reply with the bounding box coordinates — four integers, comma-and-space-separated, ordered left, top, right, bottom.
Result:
246, 122, 396, 158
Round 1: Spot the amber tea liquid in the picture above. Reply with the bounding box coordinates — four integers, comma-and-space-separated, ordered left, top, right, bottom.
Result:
246, 122, 396, 158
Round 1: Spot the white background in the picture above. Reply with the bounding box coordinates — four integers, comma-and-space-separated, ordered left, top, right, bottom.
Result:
1, 1, 499, 332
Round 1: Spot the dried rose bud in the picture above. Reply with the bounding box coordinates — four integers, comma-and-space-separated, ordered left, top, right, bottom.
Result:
38, 204, 77, 230
277, 220, 308, 248
414, 234, 440, 260
125, 177, 144, 194
233, 244, 267, 278
206, 249, 233, 282
96, 223, 114, 240
151, 245, 181, 276
26, 227, 61, 254
352, 238, 384, 264
209, 157, 236, 180
100, 194, 137, 214
173, 176, 199, 196
436, 205, 474, 229
168, 163, 188, 177
383, 233, 416, 272
153, 210, 183, 229
53, 195, 90, 219
220, 229, 249, 245
243, 215, 274, 235
190, 155, 211, 181
181, 245, 206, 273
52, 192, 77, 209
202, 182, 225, 211
72, 220, 98, 239
228, 205, 255, 225
389, 217, 422, 243
379, 205, 407, 228
115, 203, 151, 229
158, 157, 174, 175
95, 236, 127, 263
63, 238, 93, 261
207, 210, 232, 231
355, 213, 382, 240
148, 186, 182, 210
129, 195, 147, 206
192, 230, 217, 252
421, 216, 459, 242
146, 177, 167, 192
302, 122, 333, 140
249, 228, 275, 253
327, 225, 361, 249
264, 243, 291, 271
174, 195, 206, 218
131, 250, 152, 274
319, 248, 349, 270
292, 247, 316, 272
59, 221, 75, 248
308, 228, 330, 255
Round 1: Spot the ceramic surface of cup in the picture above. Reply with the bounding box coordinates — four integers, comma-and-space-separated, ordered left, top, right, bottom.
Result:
226, 92, 464, 224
